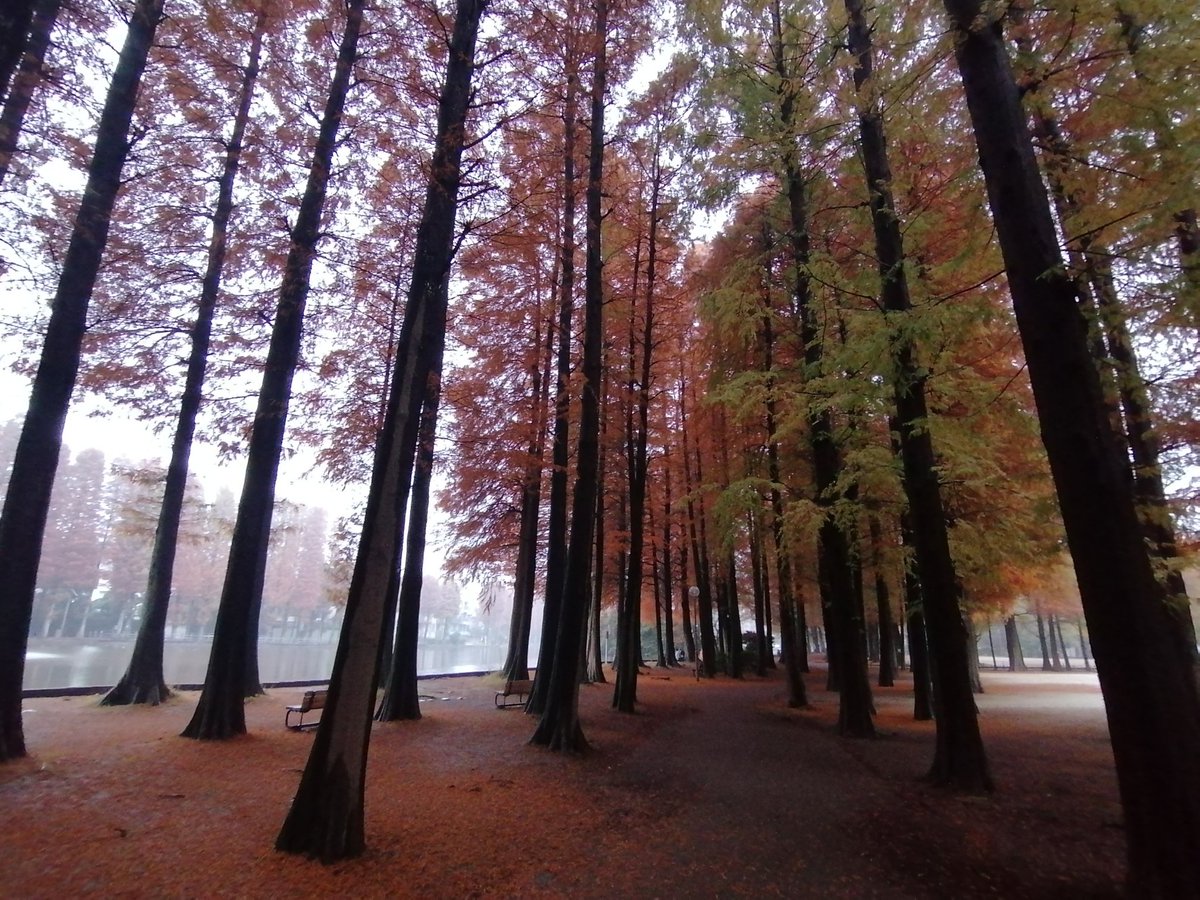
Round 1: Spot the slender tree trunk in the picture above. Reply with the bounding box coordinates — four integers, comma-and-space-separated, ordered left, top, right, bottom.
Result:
680, 375, 717, 676
1036, 611, 1051, 670
0, 0, 59, 187
501, 313, 553, 683
183, 0, 363, 738
585, 385, 608, 684
749, 511, 769, 677
869, 516, 896, 688
528, 40, 579, 717
661, 486, 677, 666
652, 547, 668, 667
1112, 4, 1200, 324
0, 0, 163, 762
377, 282, 446, 722
1010, 20, 1199, 676
530, 0, 606, 752
1054, 616, 1072, 670
275, 0, 483, 860
103, 4, 268, 708
677, 496, 696, 662
769, 0, 870, 734
1004, 615, 1026, 671
0, 0, 36, 101
942, 0, 1200, 889
843, 0, 985, 778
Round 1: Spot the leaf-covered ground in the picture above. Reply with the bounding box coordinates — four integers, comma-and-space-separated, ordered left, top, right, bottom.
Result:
3, 664, 1124, 897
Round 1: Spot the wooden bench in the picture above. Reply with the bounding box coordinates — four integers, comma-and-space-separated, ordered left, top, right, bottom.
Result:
285, 689, 327, 730
494, 679, 532, 709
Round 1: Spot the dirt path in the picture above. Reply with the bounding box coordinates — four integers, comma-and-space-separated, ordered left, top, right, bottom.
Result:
1, 665, 1125, 898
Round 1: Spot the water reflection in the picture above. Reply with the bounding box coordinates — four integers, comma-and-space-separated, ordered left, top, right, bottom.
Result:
23, 636, 510, 691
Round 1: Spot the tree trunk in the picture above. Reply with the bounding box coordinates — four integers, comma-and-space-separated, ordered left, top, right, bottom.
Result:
1010, 24, 1199, 676
1004, 615, 1026, 671
377, 285, 447, 722
942, 0, 1200, 889
769, 0, 870, 735
585, 397, 608, 684
274, 0, 483, 860
869, 516, 896, 688
842, 0, 985, 778
1054, 616, 1072, 670
530, 0, 606, 753
749, 511, 769, 677
501, 314, 553, 683
661, 500, 677, 666
183, 0, 363, 738
680, 375, 717, 677
0, 0, 60, 187
103, 4, 268, 709
0, 0, 163, 763
527, 38, 579, 717
1113, 4, 1200, 326
758, 238, 806, 697
1035, 611, 1052, 670
0, 0, 36, 101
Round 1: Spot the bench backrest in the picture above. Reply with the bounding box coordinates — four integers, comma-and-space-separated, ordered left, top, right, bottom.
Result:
301, 690, 329, 712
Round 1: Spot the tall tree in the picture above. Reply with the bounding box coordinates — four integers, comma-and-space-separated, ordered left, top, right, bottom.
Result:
377, 276, 448, 721
941, 0, 1200, 890
841, 0, 989, 789
275, 0, 486, 859
183, 0, 364, 739
0, 0, 164, 763
530, 0, 608, 752
103, 1, 269, 707
768, 0, 873, 735
0, 0, 60, 187
528, 6, 582, 716
0, 0, 37, 100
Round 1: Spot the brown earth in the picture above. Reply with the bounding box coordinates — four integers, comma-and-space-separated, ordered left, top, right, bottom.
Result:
1, 664, 1125, 898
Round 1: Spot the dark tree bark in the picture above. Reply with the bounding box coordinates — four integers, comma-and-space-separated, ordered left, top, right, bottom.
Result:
0, 0, 163, 763
528, 35, 580, 717
1035, 611, 1052, 670
501, 314, 553, 683
680, 375, 717, 676
770, 0, 871, 736
585, 389, 608, 684
0, 0, 36, 101
749, 511, 769, 677
1009, 27, 1200, 677
869, 517, 896, 688
0, 0, 59, 187
1004, 615, 1026, 671
660, 487, 678, 666
842, 0, 985, 778
1112, 4, 1200, 323
530, 0, 606, 753
377, 285, 446, 722
103, 3, 267, 708
759, 235, 806, 704
183, 0, 363, 739
900, 513, 934, 721
614, 159, 659, 710
652, 546, 668, 668
1054, 616, 1072, 670
275, 0, 484, 860
676, 493, 696, 663
942, 0, 1200, 890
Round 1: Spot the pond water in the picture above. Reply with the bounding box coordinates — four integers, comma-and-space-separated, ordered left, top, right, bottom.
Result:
23, 636, 511, 691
